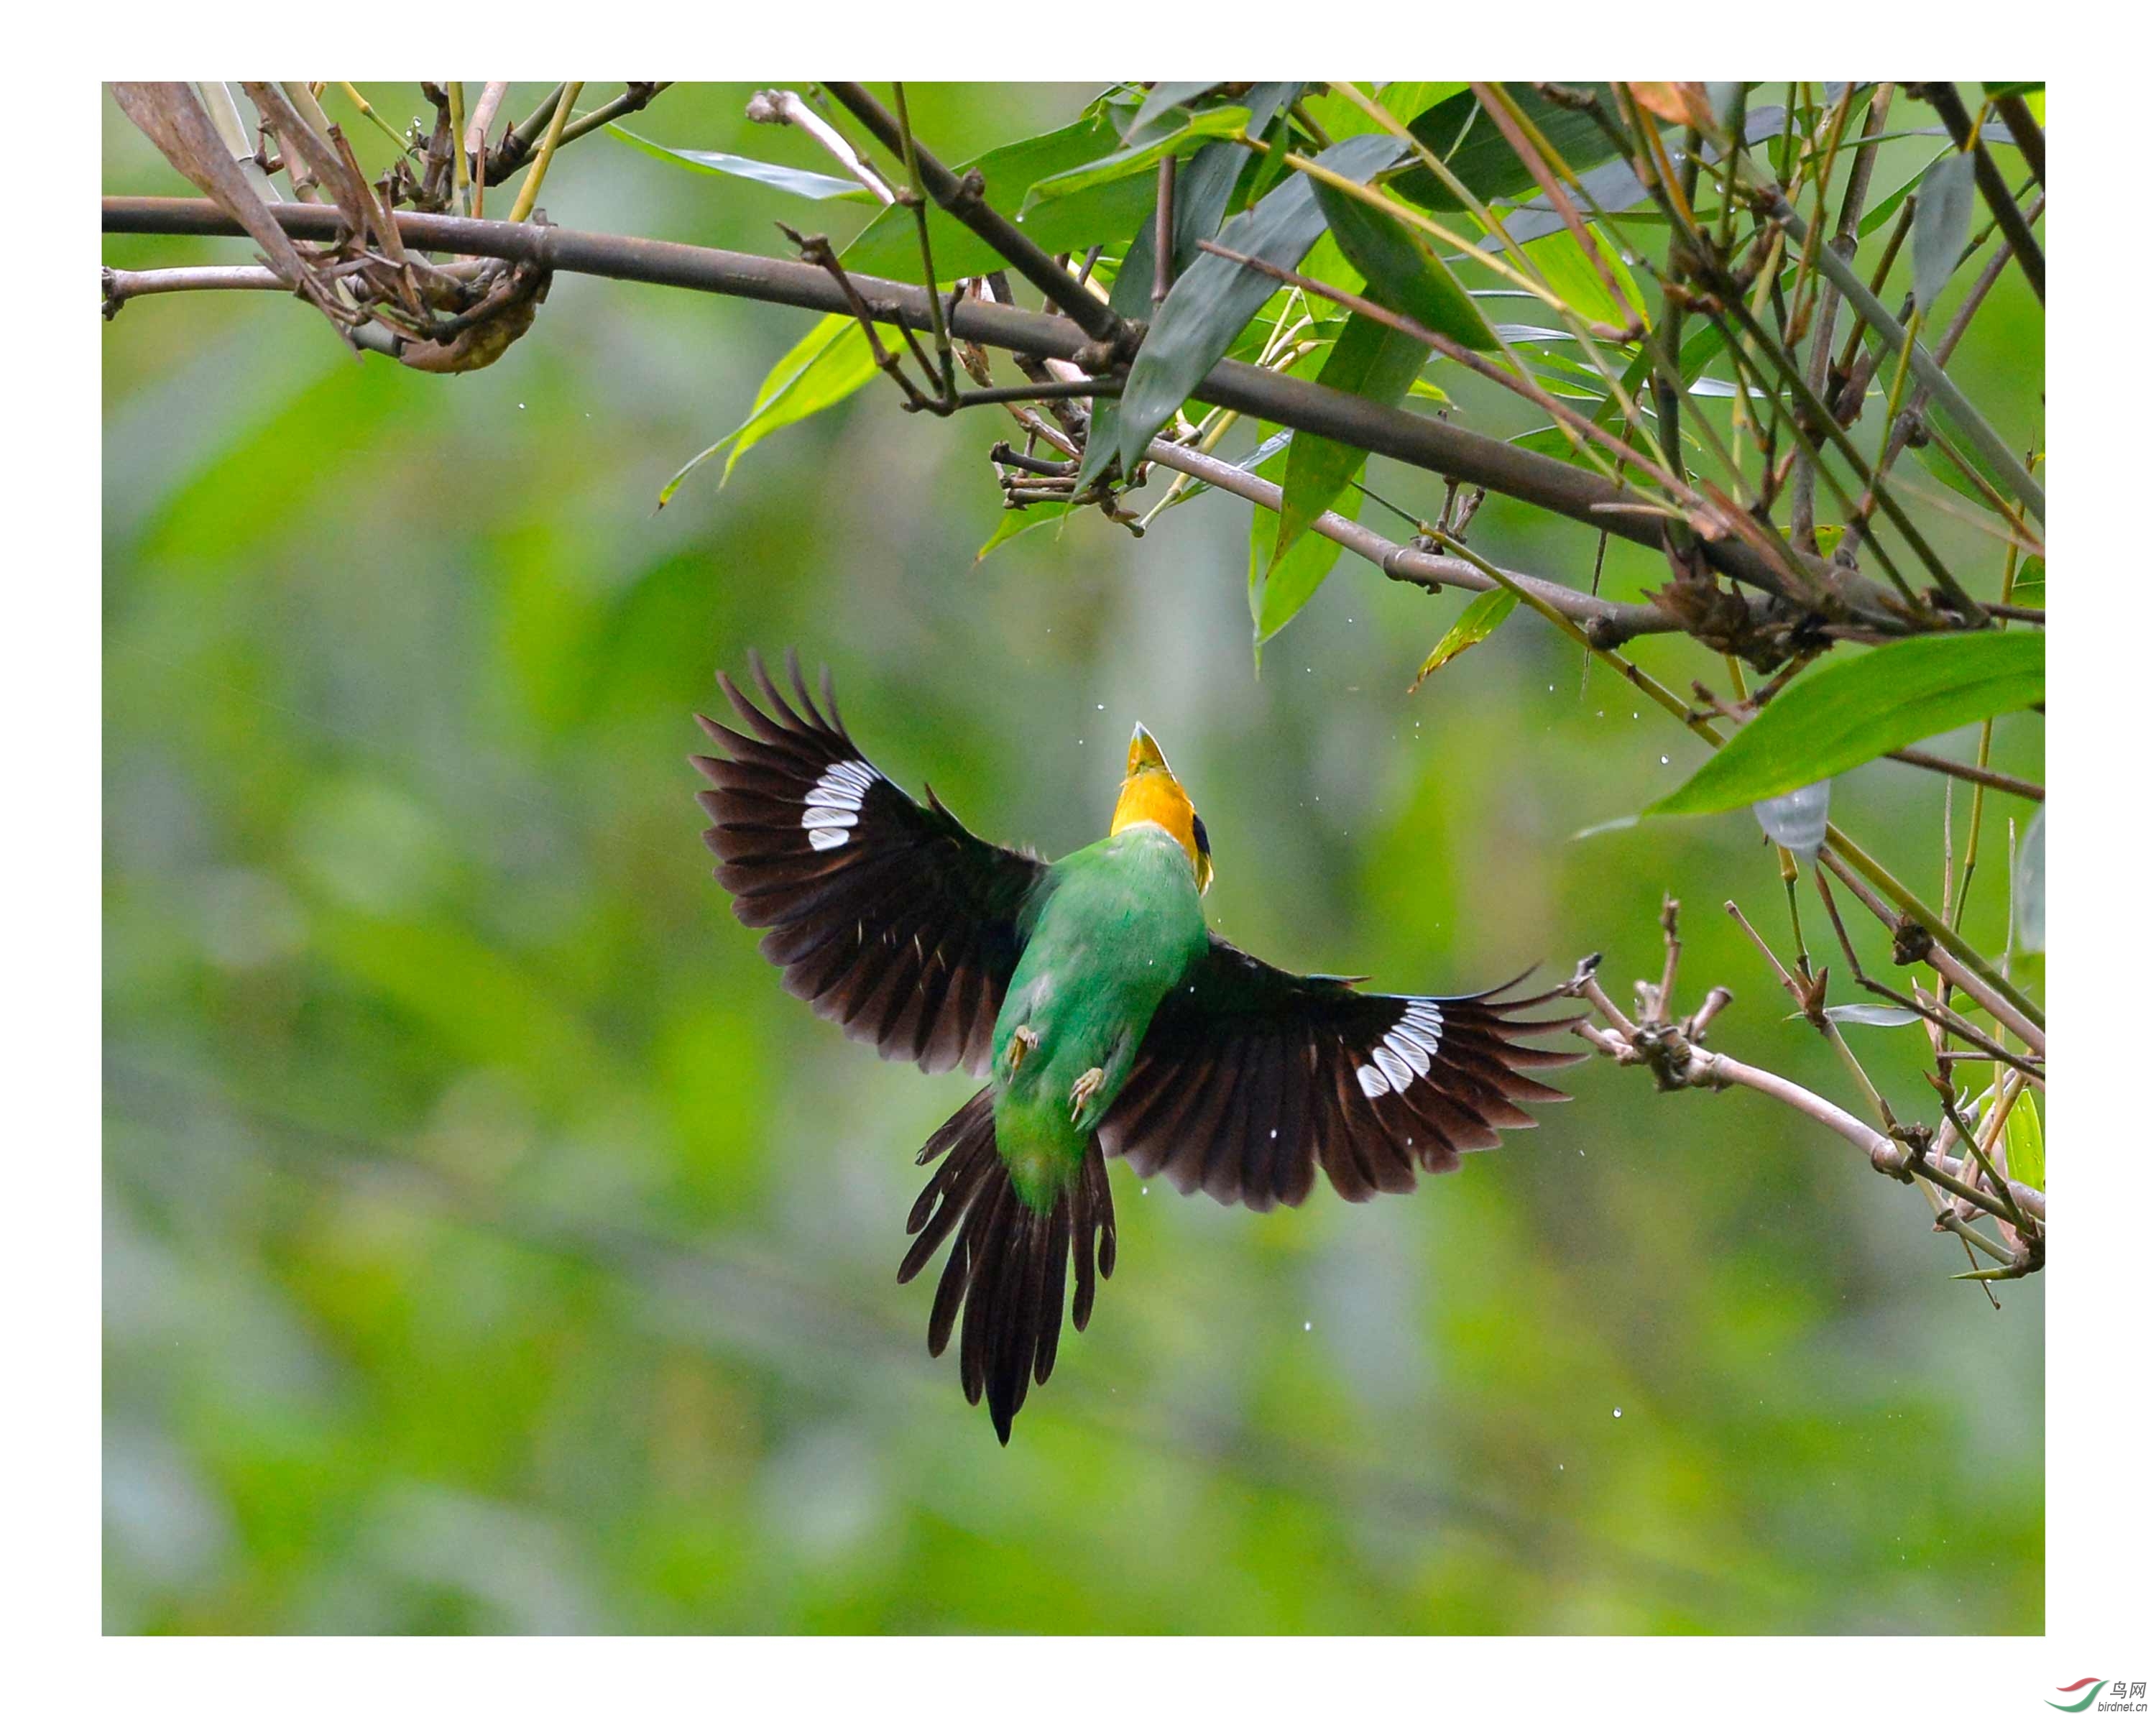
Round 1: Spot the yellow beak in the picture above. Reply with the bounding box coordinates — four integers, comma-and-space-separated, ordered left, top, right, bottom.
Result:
1126, 722, 1169, 778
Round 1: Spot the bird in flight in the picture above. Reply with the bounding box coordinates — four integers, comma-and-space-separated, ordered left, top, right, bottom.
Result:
693, 653, 1581, 1443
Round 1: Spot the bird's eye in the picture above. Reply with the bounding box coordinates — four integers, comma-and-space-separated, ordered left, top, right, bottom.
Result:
1191, 814, 1210, 859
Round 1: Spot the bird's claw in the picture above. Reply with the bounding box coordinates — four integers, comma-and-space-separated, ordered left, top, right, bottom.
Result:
1005, 1024, 1039, 1073
1069, 1066, 1105, 1122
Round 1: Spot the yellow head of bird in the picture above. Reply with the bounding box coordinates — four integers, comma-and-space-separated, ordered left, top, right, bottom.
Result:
1110, 723, 1212, 894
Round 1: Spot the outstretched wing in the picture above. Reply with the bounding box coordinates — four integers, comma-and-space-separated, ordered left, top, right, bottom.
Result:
1098, 934, 1586, 1211
694, 653, 1047, 1075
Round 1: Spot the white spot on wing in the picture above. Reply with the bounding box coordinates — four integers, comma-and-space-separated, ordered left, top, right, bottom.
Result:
1355, 1063, 1391, 1098
801, 760, 877, 848
1383, 1029, 1432, 1077
1371, 1044, 1414, 1092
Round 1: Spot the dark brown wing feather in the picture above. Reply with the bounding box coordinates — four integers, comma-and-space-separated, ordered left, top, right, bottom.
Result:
693, 651, 1046, 1076
1098, 934, 1586, 1211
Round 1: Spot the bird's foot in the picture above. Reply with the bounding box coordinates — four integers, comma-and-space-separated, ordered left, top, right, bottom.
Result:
1005, 1024, 1039, 1073
1069, 1066, 1105, 1123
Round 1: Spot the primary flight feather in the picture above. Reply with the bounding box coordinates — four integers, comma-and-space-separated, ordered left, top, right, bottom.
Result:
693, 653, 1583, 1443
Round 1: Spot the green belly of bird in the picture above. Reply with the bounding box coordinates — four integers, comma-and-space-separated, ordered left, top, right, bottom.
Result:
990, 824, 1208, 1210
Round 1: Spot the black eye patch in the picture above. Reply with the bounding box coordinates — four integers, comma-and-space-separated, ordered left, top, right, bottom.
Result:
1190, 813, 1210, 859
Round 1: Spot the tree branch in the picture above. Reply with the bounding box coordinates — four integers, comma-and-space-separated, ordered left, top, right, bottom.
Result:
103, 195, 1871, 612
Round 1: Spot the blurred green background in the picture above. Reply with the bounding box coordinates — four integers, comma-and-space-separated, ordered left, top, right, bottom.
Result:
103, 83, 2042, 1633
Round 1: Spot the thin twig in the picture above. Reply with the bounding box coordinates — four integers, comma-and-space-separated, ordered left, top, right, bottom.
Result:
507, 81, 581, 224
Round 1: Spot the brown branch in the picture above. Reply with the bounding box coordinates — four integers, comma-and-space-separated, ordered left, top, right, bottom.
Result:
1992, 92, 2045, 188
101, 194, 1864, 609
1885, 747, 2042, 803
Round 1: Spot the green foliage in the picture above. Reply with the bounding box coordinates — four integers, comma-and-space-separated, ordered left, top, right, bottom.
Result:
1651, 633, 2045, 816
1105, 133, 1403, 482
1409, 586, 1519, 689
2004, 1089, 2045, 1190
1269, 313, 1427, 579
1248, 430, 1360, 653
1912, 150, 1977, 314
1312, 181, 1496, 349
660, 312, 879, 500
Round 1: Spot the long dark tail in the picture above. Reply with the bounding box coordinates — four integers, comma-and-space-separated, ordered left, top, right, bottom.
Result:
897, 1088, 1116, 1444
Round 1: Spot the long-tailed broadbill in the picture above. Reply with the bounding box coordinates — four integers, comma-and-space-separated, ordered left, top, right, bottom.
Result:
694, 653, 1580, 1443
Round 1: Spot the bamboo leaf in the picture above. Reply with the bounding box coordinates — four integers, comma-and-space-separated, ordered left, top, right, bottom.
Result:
1248, 431, 1360, 653
1271, 313, 1428, 572
1022, 106, 1250, 206
1912, 150, 1977, 314
2002, 1088, 2044, 1190
1105, 133, 1404, 483
658, 313, 876, 504
1313, 182, 1498, 351
1120, 82, 1220, 141
1649, 632, 2045, 816
977, 502, 1075, 562
1390, 84, 1618, 212
607, 127, 868, 200
1409, 586, 1519, 690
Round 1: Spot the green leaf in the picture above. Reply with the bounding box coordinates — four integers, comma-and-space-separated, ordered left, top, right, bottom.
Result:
1109, 141, 1247, 320
1649, 632, 2045, 816
607, 126, 869, 200
1120, 83, 1220, 141
1409, 586, 1519, 689
1248, 428, 1360, 653
658, 313, 877, 504
1912, 150, 1977, 314
843, 115, 1151, 280
1313, 182, 1497, 351
1390, 84, 1618, 212
2010, 556, 2045, 606
1521, 228, 1648, 329
1378, 82, 1467, 126
1103, 133, 1404, 483
1023, 106, 1250, 207
976, 502, 1076, 561
2002, 1088, 2044, 1190
1271, 312, 1427, 572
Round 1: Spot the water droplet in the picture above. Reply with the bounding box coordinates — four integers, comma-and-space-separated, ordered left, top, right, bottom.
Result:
1269, 1128, 1278, 1139
1613, 1407, 1623, 1418
1140, 1184, 1148, 1195
1302, 1321, 1312, 1333
1097, 704, 1105, 710
1659, 755, 1669, 765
